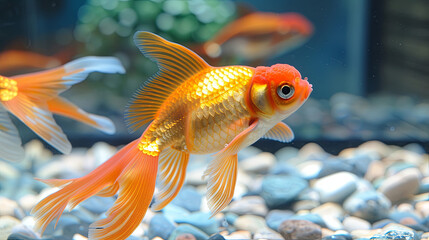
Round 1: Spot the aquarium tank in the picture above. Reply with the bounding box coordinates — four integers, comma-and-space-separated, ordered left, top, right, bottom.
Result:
0, 0, 428, 240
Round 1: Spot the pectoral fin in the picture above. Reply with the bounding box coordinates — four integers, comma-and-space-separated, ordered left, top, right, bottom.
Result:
262, 122, 294, 143
203, 154, 237, 217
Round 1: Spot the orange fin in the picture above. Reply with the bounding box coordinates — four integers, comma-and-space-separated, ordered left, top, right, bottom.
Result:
36, 178, 75, 188
0, 104, 24, 162
3, 95, 72, 154
32, 139, 159, 240
152, 147, 189, 211
203, 154, 238, 217
47, 97, 115, 134
126, 32, 210, 133
214, 119, 259, 161
262, 122, 294, 143
2, 57, 124, 153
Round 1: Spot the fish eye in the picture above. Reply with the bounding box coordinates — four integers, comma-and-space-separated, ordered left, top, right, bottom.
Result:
277, 84, 294, 99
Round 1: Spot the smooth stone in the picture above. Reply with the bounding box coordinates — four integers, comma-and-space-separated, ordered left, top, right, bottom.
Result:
403, 143, 426, 155
63, 223, 90, 238
290, 213, 326, 228
416, 201, 429, 218
0, 197, 25, 219
234, 215, 267, 233
0, 216, 21, 240
23, 140, 52, 166
168, 224, 209, 240
171, 187, 202, 212
274, 147, 299, 163
372, 219, 395, 229
223, 230, 251, 239
87, 142, 117, 167
239, 152, 276, 174
73, 233, 88, 240
378, 168, 421, 203
311, 203, 344, 220
69, 208, 96, 225
278, 219, 322, 240
419, 177, 429, 194
261, 175, 308, 209
238, 146, 263, 161
208, 233, 225, 240
266, 210, 294, 231
364, 161, 385, 182
350, 229, 382, 239
342, 216, 370, 232
148, 214, 176, 240
322, 234, 353, 240
80, 196, 115, 214
228, 196, 268, 217
175, 233, 196, 240
7, 233, 38, 240
0, 161, 19, 179
343, 191, 391, 221
175, 212, 218, 235
254, 228, 283, 240
296, 188, 320, 202
344, 153, 376, 177
297, 161, 323, 180
298, 143, 329, 161
384, 149, 424, 166
186, 169, 206, 186
371, 223, 416, 240
293, 200, 320, 212
162, 204, 190, 222
320, 215, 343, 231
46, 215, 81, 236
317, 159, 354, 179
357, 141, 391, 159
18, 194, 38, 214
313, 171, 358, 203
389, 210, 422, 226
224, 212, 238, 225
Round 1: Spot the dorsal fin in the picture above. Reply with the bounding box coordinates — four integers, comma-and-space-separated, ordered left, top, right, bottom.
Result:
126, 32, 210, 133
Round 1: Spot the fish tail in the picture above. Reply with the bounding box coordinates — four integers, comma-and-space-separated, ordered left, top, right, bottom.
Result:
32, 139, 159, 239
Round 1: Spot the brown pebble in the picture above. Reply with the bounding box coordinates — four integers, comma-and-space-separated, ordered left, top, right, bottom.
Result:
400, 217, 418, 225
278, 219, 321, 240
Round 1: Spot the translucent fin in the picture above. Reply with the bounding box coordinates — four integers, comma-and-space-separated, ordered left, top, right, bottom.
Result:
14, 56, 125, 101
126, 32, 210, 133
214, 120, 258, 162
262, 122, 294, 143
47, 97, 115, 134
96, 182, 119, 197
0, 104, 24, 162
2, 95, 71, 154
203, 154, 238, 217
152, 147, 189, 211
32, 140, 139, 234
36, 178, 75, 188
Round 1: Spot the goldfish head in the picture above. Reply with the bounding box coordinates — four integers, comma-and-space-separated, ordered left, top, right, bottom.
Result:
248, 64, 312, 119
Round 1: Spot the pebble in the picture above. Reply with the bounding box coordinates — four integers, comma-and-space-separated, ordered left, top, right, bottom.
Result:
234, 215, 267, 233
260, 175, 308, 209
313, 172, 358, 203
223, 230, 251, 239
253, 228, 283, 240
265, 210, 294, 231
364, 161, 385, 182
175, 212, 218, 235
278, 219, 322, 240
0, 216, 21, 240
175, 233, 196, 240
168, 224, 209, 240
228, 196, 268, 217
416, 201, 429, 218
311, 203, 344, 219
378, 168, 421, 203
342, 216, 371, 232
171, 187, 202, 212
0, 161, 19, 180
208, 233, 225, 240
343, 191, 391, 221
0, 197, 25, 219
239, 152, 276, 174
148, 214, 176, 240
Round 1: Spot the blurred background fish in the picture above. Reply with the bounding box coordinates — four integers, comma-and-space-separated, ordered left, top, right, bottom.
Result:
195, 12, 313, 66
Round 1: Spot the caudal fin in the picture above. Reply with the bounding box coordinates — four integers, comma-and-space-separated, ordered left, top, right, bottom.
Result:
31, 139, 159, 239
2, 56, 124, 153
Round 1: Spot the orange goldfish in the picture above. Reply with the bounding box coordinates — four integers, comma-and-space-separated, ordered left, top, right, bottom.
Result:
201, 12, 313, 65
0, 49, 61, 73
0, 57, 125, 162
32, 32, 312, 239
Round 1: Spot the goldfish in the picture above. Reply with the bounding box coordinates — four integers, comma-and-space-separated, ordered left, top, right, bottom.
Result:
32, 32, 312, 239
0, 57, 125, 162
0, 49, 61, 73
200, 12, 313, 65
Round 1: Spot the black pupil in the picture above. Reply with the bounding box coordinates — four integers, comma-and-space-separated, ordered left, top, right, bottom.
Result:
281, 86, 291, 95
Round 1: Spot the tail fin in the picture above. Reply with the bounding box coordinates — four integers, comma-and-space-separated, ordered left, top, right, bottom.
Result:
32, 139, 159, 239
2, 56, 124, 153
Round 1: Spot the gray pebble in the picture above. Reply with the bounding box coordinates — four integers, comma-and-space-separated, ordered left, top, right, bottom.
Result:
343, 191, 391, 221
148, 214, 176, 240
175, 212, 218, 235
378, 168, 421, 203
168, 224, 209, 240
171, 187, 202, 212
261, 175, 308, 209
266, 210, 294, 231
228, 196, 268, 217
313, 171, 358, 203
